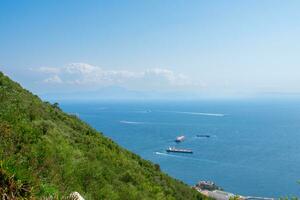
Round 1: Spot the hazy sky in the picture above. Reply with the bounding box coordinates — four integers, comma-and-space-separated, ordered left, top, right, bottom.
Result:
1, 0, 300, 98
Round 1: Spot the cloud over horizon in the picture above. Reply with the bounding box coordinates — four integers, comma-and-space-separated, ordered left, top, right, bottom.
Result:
31, 63, 202, 92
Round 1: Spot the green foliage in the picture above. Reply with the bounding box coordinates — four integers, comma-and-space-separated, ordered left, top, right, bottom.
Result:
229, 196, 240, 200
0, 162, 33, 199
279, 197, 299, 200
0, 71, 209, 199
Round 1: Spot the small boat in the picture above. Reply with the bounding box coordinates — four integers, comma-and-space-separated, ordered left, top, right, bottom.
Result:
196, 134, 210, 138
166, 147, 193, 153
175, 135, 185, 142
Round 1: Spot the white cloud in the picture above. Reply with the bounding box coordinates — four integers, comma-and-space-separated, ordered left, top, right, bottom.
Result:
43, 75, 63, 84
33, 63, 200, 91
65, 63, 96, 74
60, 63, 142, 85
33, 67, 61, 74
143, 68, 193, 87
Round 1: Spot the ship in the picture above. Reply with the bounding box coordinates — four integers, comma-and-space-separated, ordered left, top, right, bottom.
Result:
166, 147, 193, 153
196, 134, 210, 138
175, 135, 185, 142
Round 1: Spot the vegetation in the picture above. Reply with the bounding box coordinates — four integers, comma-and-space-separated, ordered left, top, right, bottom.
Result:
0, 71, 210, 199
0, 162, 33, 199
229, 196, 241, 200
279, 197, 298, 200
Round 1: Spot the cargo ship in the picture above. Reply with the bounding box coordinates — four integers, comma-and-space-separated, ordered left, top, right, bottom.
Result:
166, 147, 193, 153
175, 135, 185, 142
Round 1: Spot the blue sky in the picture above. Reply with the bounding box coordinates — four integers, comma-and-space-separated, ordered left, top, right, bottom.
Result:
1, 0, 300, 99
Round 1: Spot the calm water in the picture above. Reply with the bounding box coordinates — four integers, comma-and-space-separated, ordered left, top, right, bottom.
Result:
61, 99, 300, 198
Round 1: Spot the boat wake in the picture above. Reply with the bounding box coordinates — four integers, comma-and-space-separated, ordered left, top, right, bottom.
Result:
120, 120, 145, 125
159, 111, 225, 117
154, 152, 218, 164
155, 152, 188, 159
154, 151, 276, 172
173, 111, 225, 117
120, 120, 174, 126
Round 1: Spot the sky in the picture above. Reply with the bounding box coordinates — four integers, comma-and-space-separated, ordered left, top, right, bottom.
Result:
1, 0, 300, 99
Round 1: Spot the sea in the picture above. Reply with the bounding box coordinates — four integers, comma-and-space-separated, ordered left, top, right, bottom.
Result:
60, 99, 300, 198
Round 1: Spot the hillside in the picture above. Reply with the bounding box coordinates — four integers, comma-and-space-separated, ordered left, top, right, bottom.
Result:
0, 71, 209, 199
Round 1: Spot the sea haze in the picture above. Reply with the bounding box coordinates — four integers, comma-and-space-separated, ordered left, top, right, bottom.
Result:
61, 99, 300, 198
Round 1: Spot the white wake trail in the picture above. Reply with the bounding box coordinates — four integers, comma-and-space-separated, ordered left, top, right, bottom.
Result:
173, 111, 225, 117
120, 120, 145, 125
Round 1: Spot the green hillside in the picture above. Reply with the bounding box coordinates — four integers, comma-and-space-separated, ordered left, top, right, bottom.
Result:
0, 71, 209, 200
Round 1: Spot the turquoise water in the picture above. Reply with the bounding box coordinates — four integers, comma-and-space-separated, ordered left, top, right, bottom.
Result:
61, 99, 300, 198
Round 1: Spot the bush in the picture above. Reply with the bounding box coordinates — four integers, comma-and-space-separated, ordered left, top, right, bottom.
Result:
0, 162, 33, 199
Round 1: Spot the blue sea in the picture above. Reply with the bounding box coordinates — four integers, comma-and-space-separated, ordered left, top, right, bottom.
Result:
61, 99, 300, 198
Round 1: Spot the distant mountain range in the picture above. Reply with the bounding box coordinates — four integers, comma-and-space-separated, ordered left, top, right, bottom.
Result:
38, 86, 300, 102
38, 85, 208, 101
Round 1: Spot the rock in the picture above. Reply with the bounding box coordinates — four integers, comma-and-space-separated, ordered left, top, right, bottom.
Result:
68, 192, 85, 200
